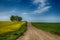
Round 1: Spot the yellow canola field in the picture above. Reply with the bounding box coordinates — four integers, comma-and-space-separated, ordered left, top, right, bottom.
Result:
0, 22, 25, 34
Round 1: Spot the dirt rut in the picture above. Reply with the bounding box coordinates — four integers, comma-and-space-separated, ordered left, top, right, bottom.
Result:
17, 22, 60, 40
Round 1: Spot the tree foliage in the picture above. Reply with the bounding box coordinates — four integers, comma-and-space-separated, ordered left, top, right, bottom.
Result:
10, 15, 22, 22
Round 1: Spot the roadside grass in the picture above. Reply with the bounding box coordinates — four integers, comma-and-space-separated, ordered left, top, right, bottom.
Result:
0, 21, 27, 40
32, 22, 60, 35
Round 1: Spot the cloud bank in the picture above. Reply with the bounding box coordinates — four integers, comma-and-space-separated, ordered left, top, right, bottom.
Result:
33, 0, 51, 14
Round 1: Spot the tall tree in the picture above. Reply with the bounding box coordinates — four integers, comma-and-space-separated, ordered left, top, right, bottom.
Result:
18, 17, 22, 21
10, 15, 22, 22
10, 15, 15, 21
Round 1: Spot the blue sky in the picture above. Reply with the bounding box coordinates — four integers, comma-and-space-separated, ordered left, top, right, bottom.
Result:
0, 0, 60, 22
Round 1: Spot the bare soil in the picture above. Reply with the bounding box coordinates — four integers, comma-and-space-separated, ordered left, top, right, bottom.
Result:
17, 22, 60, 40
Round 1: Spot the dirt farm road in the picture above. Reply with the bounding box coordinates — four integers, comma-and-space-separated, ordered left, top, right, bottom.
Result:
17, 22, 60, 40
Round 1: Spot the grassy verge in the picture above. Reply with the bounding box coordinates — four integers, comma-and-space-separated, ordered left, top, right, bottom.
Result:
32, 22, 60, 35
0, 22, 27, 40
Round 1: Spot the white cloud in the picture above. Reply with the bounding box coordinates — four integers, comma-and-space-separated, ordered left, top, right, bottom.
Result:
23, 13, 28, 15
0, 16, 10, 21
33, 0, 51, 14
34, 6, 51, 13
0, 9, 17, 21
0, 9, 18, 15
0, 9, 28, 21
33, 0, 47, 7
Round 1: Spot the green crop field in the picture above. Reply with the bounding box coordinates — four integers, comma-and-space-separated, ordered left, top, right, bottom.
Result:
0, 21, 27, 40
32, 22, 60, 35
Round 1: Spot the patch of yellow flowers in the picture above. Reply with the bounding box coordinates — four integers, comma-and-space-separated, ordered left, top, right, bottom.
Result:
0, 22, 25, 34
